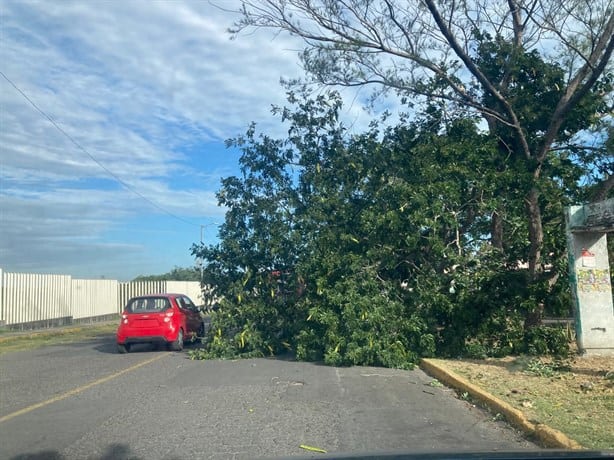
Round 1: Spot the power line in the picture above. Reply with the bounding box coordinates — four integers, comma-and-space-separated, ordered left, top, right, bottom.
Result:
1, 70, 199, 227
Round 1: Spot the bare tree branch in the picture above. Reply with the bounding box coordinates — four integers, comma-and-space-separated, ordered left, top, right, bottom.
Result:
537, 10, 614, 162
234, 0, 613, 165
423, 0, 532, 159
507, 0, 524, 46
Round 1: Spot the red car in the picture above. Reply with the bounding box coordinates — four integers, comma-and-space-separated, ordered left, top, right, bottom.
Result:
116, 293, 204, 353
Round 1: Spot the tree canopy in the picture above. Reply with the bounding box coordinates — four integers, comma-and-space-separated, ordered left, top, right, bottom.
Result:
191, 89, 607, 365
133, 266, 201, 282
190, 1, 612, 366
231, 0, 613, 279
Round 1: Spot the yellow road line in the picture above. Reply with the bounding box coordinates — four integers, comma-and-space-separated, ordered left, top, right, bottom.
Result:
0, 353, 168, 424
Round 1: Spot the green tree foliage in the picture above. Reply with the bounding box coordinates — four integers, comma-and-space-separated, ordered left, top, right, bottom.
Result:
192, 75, 607, 364
133, 266, 200, 282
231, 0, 614, 312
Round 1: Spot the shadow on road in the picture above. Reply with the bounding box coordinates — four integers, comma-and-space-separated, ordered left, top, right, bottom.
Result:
10, 443, 163, 460
84, 332, 301, 362
90, 334, 205, 355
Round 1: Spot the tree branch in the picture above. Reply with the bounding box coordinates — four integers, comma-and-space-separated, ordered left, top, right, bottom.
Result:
537, 11, 614, 163
422, 0, 532, 160
507, 0, 524, 47
593, 174, 614, 202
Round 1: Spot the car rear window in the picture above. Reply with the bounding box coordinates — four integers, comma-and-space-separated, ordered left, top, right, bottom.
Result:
126, 297, 171, 313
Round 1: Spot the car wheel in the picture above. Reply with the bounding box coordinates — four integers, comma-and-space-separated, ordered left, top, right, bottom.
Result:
117, 344, 130, 354
169, 329, 184, 351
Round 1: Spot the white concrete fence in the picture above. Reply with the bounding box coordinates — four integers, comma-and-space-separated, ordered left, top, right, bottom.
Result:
0, 268, 204, 330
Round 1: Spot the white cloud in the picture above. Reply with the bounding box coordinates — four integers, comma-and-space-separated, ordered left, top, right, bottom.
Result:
0, 0, 382, 279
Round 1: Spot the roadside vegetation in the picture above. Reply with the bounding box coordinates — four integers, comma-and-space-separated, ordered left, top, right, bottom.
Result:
437, 355, 614, 449
0, 323, 117, 354
132, 266, 200, 282
190, 1, 613, 368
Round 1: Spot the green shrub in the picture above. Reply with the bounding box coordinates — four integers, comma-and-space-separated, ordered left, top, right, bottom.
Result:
525, 325, 570, 357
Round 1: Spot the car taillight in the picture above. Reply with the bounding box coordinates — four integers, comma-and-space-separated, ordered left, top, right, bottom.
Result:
122, 313, 128, 324
164, 310, 174, 323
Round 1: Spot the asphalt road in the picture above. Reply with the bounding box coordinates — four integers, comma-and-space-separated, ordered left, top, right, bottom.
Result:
0, 335, 537, 460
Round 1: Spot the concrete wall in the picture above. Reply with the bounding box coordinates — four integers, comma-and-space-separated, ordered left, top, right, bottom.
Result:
567, 232, 614, 353
566, 200, 614, 355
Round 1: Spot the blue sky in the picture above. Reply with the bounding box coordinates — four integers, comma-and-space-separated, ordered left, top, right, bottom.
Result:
0, 0, 378, 280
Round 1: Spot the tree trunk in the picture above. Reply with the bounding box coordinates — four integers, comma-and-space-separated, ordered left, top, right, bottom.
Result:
526, 187, 543, 281
524, 186, 544, 329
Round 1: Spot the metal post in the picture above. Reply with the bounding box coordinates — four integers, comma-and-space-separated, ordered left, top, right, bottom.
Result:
199, 225, 205, 283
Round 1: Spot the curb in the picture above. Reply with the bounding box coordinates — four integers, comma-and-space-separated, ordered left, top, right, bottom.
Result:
419, 358, 584, 450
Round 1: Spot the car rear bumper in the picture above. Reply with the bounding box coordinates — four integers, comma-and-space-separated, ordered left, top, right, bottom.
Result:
120, 335, 170, 345
116, 324, 178, 344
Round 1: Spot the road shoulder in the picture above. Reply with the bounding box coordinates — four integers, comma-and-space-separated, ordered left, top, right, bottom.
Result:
420, 358, 584, 450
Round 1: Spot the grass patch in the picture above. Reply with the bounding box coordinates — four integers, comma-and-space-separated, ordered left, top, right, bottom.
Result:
435, 355, 613, 449
0, 323, 118, 354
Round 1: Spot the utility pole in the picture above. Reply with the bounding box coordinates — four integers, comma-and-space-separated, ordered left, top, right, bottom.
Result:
199, 225, 205, 283
197, 223, 221, 306
198, 223, 221, 283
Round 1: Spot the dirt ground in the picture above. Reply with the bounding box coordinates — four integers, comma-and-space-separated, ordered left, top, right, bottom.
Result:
437, 354, 613, 450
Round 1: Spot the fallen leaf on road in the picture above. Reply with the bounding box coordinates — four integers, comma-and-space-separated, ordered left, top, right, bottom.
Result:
299, 444, 327, 453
